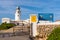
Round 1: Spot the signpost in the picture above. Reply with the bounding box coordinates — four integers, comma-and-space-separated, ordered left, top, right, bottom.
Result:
30, 14, 38, 37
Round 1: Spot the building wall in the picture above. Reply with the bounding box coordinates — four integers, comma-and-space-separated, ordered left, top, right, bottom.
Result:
2, 18, 11, 23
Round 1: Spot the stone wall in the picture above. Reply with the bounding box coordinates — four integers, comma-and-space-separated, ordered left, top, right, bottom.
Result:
36, 25, 60, 40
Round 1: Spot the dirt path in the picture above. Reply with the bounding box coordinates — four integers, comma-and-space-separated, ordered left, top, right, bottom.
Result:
0, 35, 30, 40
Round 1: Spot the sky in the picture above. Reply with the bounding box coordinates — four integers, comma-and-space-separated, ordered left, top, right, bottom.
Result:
0, 0, 60, 23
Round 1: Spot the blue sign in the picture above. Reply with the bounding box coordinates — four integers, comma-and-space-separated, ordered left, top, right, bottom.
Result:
38, 13, 54, 22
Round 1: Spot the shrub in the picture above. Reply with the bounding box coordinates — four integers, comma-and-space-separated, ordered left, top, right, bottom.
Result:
47, 27, 60, 40
0, 23, 16, 30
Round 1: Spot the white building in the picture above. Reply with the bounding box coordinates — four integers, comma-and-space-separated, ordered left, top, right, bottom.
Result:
15, 6, 21, 21
2, 18, 11, 23
2, 6, 21, 24
38, 20, 60, 25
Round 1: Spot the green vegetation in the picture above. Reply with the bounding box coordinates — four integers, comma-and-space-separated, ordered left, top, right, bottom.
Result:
47, 27, 60, 40
0, 22, 16, 30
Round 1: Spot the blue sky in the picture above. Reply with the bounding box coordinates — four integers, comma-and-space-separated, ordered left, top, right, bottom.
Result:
0, 0, 60, 23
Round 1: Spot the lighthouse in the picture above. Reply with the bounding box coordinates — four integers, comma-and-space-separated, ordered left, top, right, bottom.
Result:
15, 6, 21, 21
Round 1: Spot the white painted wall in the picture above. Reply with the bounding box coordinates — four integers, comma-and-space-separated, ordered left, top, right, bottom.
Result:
2, 18, 11, 23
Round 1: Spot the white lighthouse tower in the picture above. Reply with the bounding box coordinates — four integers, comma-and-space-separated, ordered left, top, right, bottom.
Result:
15, 6, 21, 21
